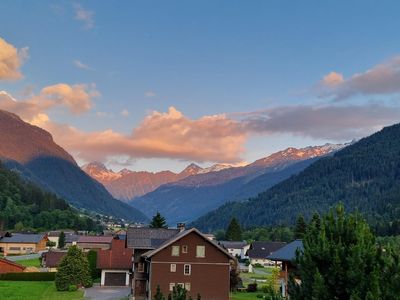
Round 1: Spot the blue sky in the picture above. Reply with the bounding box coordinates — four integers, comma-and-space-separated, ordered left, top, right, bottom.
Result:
1, 1, 400, 172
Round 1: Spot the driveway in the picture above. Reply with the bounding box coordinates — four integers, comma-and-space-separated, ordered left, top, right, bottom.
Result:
84, 286, 131, 300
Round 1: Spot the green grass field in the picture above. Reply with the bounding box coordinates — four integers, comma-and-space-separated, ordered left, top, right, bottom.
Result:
230, 292, 267, 299
17, 258, 41, 267
0, 281, 84, 300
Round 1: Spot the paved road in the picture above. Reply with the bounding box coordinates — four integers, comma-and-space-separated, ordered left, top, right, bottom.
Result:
84, 286, 131, 300
5, 251, 46, 261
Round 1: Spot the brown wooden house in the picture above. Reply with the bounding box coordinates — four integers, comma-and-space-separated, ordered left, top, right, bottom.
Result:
0, 258, 26, 274
127, 227, 234, 300
0, 233, 48, 255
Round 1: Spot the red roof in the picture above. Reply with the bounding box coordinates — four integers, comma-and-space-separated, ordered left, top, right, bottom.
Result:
0, 258, 26, 273
77, 236, 114, 244
97, 239, 132, 269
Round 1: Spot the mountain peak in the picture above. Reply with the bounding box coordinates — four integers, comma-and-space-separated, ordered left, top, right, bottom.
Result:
180, 163, 203, 175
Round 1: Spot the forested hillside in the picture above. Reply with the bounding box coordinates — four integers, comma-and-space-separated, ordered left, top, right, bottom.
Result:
0, 162, 98, 231
191, 123, 400, 233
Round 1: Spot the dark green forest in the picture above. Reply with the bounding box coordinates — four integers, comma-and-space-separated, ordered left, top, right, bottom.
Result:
0, 162, 100, 231
192, 123, 400, 234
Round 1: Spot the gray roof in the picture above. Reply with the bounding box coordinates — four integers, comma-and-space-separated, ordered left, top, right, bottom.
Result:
246, 241, 287, 259
0, 233, 46, 244
267, 240, 303, 262
65, 234, 79, 243
126, 227, 180, 249
218, 241, 248, 250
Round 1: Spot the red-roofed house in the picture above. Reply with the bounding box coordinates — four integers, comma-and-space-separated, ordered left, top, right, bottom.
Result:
97, 239, 133, 286
77, 236, 114, 252
0, 258, 26, 273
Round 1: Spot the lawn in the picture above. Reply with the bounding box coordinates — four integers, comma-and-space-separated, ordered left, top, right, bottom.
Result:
0, 281, 84, 300
230, 292, 267, 299
17, 258, 41, 267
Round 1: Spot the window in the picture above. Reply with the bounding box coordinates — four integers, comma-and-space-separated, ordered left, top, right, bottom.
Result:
169, 283, 175, 291
196, 245, 205, 258
137, 262, 144, 272
172, 245, 180, 256
177, 283, 184, 288
182, 245, 188, 253
185, 283, 191, 291
170, 264, 176, 272
9, 247, 20, 251
184, 264, 191, 275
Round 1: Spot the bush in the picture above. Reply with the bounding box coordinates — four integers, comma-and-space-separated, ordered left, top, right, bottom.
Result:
247, 283, 258, 292
256, 294, 264, 298
0, 272, 56, 281
68, 284, 78, 292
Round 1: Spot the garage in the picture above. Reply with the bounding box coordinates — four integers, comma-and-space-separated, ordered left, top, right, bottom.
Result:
104, 272, 127, 286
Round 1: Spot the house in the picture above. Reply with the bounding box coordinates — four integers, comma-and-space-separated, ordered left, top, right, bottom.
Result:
127, 227, 180, 298
41, 250, 67, 271
128, 227, 234, 300
267, 240, 303, 298
246, 241, 286, 266
97, 239, 133, 286
65, 234, 79, 248
0, 258, 25, 273
0, 233, 49, 256
47, 231, 75, 248
76, 236, 114, 251
218, 241, 250, 260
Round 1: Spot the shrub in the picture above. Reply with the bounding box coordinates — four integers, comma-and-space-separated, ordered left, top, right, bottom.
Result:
256, 294, 264, 298
68, 284, 78, 292
247, 283, 258, 292
0, 272, 56, 281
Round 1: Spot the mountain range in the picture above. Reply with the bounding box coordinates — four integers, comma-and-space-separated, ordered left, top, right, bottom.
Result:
191, 122, 400, 232
0, 110, 147, 222
122, 144, 347, 224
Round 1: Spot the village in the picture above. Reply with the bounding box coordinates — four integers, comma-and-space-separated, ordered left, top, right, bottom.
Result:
0, 218, 301, 300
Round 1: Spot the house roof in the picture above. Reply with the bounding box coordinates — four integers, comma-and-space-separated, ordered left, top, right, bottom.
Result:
42, 251, 67, 268
218, 241, 248, 250
0, 258, 26, 271
97, 239, 133, 270
266, 240, 303, 262
126, 227, 180, 250
77, 236, 114, 244
47, 231, 75, 237
247, 241, 287, 259
142, 228, 235, 260
65, 234, 79, 243
0, 233, 46, 244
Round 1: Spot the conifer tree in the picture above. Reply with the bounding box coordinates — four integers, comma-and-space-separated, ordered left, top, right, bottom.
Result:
58, 231, 66, 249
225, 217, 242, 241
154, 285, 165, 300
294, 215, 307, 239
150, 212, 168, 228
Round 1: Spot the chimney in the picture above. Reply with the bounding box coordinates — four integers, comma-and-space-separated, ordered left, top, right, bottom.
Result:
177, 223, 186, 232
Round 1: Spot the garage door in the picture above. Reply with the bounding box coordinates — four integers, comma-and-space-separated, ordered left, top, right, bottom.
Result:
104, 272, 126, 286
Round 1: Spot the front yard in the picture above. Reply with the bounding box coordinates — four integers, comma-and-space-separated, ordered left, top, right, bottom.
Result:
17, 257, 41, 267
0, 281, 84, 300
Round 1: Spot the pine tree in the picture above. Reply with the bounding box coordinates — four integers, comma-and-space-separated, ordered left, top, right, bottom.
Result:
289, 204, 382, 299
294, 215, 307, 239
150, 212, 168, 228
154, 285, 165, 300
55, 245, 92, 291
225, 218, 242, 241
58, 231, 66, 249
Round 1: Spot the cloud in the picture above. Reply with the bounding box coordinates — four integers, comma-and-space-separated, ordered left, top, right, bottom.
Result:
74, 4, 94, 29
40, 83, 99, 114
0, 37, 28, 80
73, 60, 91, 70
319, 56, 400, 100
145, 91, 156, 97
120, 109, 129, 117
241, 104, 400, 140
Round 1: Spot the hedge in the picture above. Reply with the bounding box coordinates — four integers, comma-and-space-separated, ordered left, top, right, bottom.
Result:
0, 272, 56, 281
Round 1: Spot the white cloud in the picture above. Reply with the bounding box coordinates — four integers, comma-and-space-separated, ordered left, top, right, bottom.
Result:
74, 4, 95, 29
0, 37, 28, 80
120, 109, 129, 117
73, 60, 91, 70
145, 91, 156, 97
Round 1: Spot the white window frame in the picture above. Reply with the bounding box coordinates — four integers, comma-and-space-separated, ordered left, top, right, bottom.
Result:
182, 245, 188, 253
196, 245, 205, 258
169, 283, 175, 291
185, 282, 191, 291
184, 264, 191, 275
170, 263, 176, 272
172, 245, 180, 256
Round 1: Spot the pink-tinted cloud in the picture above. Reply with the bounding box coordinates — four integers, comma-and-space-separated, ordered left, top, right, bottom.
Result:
319, 56, 400, 100
0, 37, 28, 80
74, 4, 95, 29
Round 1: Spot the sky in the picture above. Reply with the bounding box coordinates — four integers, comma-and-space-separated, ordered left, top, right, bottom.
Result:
1, 1, 400, 172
